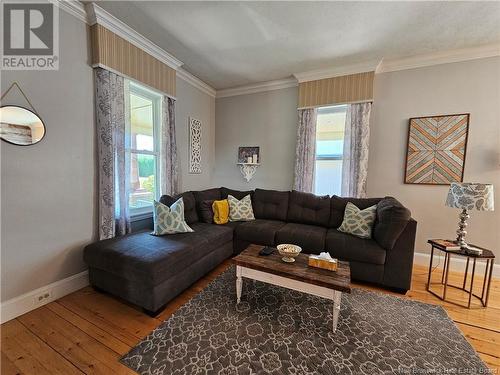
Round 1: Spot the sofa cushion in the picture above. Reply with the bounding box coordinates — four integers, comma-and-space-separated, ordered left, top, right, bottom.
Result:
199, 200, 214, 223
287, 190, 331, 227
325, 229, 386, 265
160, 191, 198, 224
235, 219, 286, 246
329, 196, 382, 228
373, 197, 412, 250
275, 223, 327, 254
221, 187, 254, 200
193, 188, 221, 215
83, 222, 233, 286
253, 189, 290, 221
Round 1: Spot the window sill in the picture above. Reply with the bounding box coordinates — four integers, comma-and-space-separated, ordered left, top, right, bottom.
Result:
130, 212, 153, 222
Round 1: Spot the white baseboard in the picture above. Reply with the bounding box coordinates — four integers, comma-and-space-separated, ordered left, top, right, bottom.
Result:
1, 271, 89, 324
413, 252, 499, 279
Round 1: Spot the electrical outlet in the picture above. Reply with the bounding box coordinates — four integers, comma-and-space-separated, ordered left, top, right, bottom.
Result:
34, 291, 52, 305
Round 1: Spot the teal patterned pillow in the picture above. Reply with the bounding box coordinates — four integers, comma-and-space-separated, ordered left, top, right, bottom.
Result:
338, 202, 377, 239
152, 198, 194, 236
228, 194, 255, 222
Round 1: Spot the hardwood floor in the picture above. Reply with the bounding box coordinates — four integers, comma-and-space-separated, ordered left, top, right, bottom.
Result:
2, 261, 499, 374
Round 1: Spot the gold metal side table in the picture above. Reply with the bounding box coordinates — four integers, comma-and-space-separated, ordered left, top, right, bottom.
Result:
426, 240, 495, 308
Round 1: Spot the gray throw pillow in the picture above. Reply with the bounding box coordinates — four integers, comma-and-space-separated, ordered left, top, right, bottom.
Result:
338, 202, 377, 239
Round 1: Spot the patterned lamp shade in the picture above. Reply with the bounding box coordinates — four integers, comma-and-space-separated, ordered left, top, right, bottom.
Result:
445, 183, 495, 211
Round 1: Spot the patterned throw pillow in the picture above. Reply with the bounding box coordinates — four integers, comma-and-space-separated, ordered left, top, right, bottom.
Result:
338, 202, 377, 239
228, 194, 255, 222
152, 198, 194, 236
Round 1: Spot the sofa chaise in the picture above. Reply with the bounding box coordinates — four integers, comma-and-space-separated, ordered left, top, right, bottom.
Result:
83, 188, 417, 315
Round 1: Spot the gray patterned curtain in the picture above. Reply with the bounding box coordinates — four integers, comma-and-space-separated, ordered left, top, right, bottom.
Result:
160, 96, 179, 196
293, 108, 317, 193
95, 68, 131, 240
341, 102, 372, 198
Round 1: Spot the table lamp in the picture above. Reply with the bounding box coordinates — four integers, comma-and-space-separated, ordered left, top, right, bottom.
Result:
445, 182, 494, 254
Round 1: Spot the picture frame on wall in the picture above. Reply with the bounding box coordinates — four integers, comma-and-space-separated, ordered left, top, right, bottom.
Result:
404, 113, 469, 185
238, 146, 260, 164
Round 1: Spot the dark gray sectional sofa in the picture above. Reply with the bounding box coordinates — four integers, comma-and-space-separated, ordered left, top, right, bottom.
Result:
84, 187, 417, 315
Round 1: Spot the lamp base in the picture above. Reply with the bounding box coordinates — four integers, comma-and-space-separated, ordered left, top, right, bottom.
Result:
455, 208, 469, 248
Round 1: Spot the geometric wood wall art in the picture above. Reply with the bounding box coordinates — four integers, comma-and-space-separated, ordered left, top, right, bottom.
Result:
404, 113, 469, 185
188, 117, 202, 174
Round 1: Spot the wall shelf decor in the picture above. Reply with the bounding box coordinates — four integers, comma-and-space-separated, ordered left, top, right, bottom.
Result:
189, 117, 202, 174
404, 113, 469, 185
237, 146, 260, 182
237, 162, 260, 182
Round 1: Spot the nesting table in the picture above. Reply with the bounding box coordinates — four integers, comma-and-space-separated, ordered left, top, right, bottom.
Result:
427, 239, 495, 308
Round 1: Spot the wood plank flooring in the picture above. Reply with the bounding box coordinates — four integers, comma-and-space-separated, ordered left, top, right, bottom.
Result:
2, 261, 499, 374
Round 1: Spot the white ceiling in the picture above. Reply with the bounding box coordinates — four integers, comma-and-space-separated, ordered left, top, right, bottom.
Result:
97, 1, 500, 90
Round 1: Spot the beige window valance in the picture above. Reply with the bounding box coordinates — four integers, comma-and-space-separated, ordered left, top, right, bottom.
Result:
298, 71, 374, 109
90, 24, 176, 98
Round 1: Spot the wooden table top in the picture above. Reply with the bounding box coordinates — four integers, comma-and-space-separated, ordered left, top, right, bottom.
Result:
233, 244, 351, 293
428, 240, 495, 259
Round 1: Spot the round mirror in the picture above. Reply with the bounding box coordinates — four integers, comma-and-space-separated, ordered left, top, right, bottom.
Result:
0, 105, 46, 146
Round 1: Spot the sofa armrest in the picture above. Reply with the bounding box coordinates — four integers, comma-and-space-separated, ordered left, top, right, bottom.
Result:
382, 218, 417, 291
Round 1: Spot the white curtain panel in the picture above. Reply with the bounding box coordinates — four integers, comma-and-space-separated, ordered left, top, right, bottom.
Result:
293, 108, 317, 193
95, 68, 131, 240
160, 96, 179, 196
341, 102, 372, 198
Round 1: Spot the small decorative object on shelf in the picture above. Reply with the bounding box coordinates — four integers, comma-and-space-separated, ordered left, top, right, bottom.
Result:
308, 252, 338, 271
445, 182, 495, 255
427, 239, 495, 308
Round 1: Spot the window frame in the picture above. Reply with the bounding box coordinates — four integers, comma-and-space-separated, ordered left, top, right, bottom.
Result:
314, 104, 348, 196
126, 80, 162, 219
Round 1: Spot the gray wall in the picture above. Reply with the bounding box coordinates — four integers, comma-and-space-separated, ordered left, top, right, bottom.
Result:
367, 57, 500, 256
1, 11, 95, 301
1, 11, 218, 302
214, 87, 298, 191
176, 78, 216, 192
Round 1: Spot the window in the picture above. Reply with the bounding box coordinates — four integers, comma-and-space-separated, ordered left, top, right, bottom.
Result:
314, 105, 347, 196
126, 81, 162, 217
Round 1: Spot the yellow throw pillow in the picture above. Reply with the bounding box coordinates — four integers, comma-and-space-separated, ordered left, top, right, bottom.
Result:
212, 199, 229, 225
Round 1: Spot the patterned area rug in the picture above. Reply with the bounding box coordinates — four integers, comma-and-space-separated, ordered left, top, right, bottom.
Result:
121, 266, 487, 375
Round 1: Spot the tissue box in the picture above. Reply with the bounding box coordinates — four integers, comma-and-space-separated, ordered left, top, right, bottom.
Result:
308, 255, 338, 272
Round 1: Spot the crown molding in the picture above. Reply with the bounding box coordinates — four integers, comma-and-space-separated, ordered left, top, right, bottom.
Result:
376, 43, 500, 74
177, 68, 216, 97
216, 77, 298, 99
50, 0, 88, 24
293, 60, 379, 83
86, 3, 183, 70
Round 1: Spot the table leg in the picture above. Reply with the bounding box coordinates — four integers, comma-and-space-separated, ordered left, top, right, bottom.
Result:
485, 260, 494, 307
480, 259, 489, 302
463, 257, 469, 289
427, 246, 434, 291
236, 266, 242, 304
332, 291, 342, 332
443, 253, 451, 300
468, 258, 477, 308
441, 252, 448, 284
